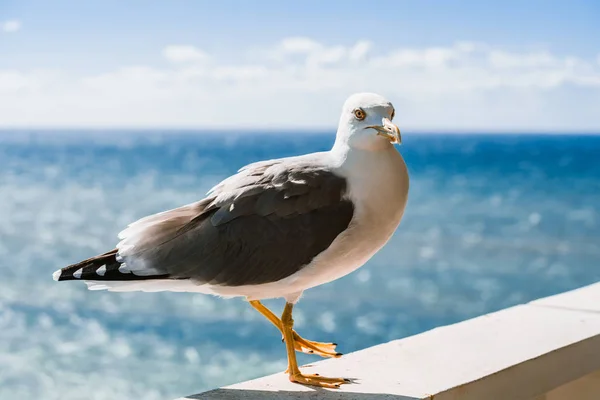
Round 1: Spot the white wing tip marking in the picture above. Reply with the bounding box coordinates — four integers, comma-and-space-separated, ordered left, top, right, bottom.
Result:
73, 268, 83, 279
52, 270, 62, 281
118, 263, 131, 274
96, 265, 107, 276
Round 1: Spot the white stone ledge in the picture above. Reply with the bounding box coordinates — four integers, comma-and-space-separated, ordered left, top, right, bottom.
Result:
181, 282, 600, 400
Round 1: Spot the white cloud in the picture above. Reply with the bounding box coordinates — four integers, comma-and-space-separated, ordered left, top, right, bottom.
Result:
348, 40, 372, 62
162, 45, 210, 64
278, 37, 322, 54
488, 50, 558, 69
1, 38, 600, 130
1, 19, 21, 33
374, 46, 462, 68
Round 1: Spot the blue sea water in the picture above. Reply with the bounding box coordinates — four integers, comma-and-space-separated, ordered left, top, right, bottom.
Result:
0, 131, 599, 400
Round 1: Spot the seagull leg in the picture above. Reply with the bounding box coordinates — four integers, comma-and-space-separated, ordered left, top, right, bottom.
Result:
281, 302, 349, 388
248, 300, 340, 358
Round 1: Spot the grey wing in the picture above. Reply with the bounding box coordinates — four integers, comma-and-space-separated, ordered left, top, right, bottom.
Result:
87, 154, 354, 286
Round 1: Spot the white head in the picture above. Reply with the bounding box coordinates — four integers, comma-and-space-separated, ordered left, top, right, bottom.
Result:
334, 93, 401, 151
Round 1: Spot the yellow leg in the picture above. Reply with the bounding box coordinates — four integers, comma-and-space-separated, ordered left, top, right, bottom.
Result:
249, 300, 341, 358
281, 302, 349, 388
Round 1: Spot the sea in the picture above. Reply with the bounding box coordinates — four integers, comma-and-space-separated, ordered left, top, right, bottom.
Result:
1, 131, 599, 400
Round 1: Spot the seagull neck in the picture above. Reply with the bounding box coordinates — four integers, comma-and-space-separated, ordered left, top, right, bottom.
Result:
329, 143, 385, 176
330, 137, 392, 165
330, 139, 350, 157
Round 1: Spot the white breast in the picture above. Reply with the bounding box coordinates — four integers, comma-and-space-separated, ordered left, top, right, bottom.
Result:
293, 146, 410, 290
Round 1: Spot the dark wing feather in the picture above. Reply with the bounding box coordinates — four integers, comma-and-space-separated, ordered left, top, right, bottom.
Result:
56, 154, 354, 286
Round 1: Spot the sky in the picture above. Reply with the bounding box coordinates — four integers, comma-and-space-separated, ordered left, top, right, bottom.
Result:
1, 0, 600, 131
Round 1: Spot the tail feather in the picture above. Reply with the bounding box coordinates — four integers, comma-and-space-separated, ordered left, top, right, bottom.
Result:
53, 249, 168, 282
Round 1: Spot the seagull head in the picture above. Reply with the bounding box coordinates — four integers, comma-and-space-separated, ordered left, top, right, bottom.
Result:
336, 93, 401, 151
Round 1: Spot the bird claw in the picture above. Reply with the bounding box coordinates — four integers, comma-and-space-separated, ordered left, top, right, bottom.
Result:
289, 372, 349, 389
291, 330, 340, 358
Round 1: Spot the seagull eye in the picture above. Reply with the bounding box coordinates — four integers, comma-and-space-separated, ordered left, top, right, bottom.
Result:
354, 109, 366, 121
391, 109, 395, 120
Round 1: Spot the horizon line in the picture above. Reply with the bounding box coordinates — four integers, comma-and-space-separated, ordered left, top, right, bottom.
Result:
1, 127, 600, 135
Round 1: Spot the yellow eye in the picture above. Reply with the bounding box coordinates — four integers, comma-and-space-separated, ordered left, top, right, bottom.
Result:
354, 108, 366, 120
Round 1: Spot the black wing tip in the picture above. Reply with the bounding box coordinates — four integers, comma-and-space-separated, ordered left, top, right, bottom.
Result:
52, 265, 88, 281
52, 267, 170, 282
52, 257, 171, 283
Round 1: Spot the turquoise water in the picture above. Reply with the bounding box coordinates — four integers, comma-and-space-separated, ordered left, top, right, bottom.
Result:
1, 131, 599, 399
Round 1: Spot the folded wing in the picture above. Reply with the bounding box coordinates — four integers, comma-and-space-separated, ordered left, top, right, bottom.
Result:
55, 153, 354, 287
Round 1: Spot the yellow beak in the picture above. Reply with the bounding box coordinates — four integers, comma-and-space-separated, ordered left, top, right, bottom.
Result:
369, 118, 401, 144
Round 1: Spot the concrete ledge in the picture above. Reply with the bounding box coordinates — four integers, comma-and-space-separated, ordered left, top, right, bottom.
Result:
181, 282, 600, 400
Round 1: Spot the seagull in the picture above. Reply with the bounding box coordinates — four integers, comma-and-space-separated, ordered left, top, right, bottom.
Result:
53, 92, 409, 388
